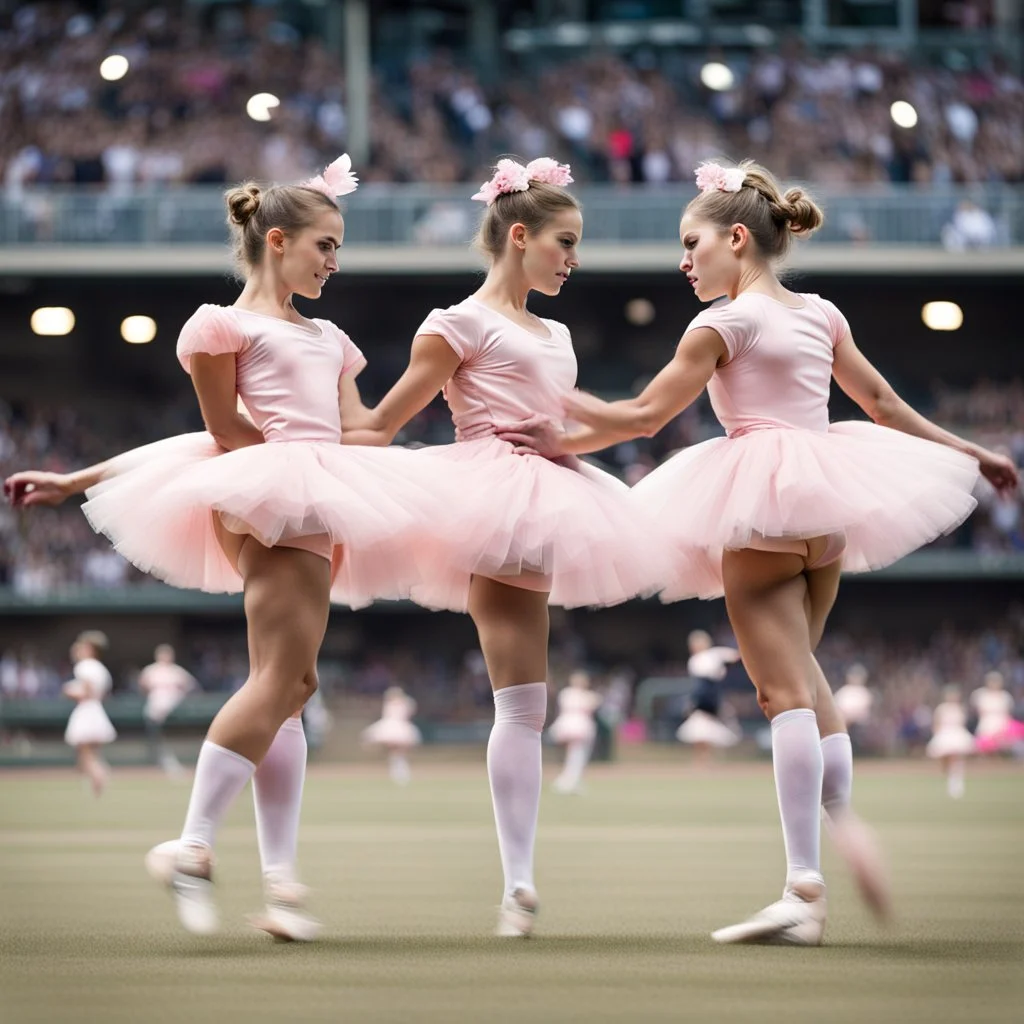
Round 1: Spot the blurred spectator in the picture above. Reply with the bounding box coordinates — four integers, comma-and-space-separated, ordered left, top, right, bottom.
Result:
1, 5, 1022, 193
941, 199, 1000, 250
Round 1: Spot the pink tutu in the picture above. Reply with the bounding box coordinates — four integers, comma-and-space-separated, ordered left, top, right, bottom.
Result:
379, 437, 664, 611
81, 432, 455, 609
549, 713, 597, 745
974, 719, 1024, 754
634, 421, 980, 601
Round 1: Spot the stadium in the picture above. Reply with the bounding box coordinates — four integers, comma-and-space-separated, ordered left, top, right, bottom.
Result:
1, 1, 1022, 1021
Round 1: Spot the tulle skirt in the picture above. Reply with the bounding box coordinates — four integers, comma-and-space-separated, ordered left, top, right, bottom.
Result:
676, 710, 739, 747
549, 712, 597, 745
81, 433, 457, 609
974, 719, 1024, 754
926, 727, 976, 759
632, 421, 980, 601
379, 437, 665, 612
65, 700, 116, 747
362, 719, 422, 748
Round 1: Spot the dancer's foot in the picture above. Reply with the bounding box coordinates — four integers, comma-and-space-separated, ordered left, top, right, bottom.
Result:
712, 873, 826, 946
495, 886, 539, 937
828, 813, 892, 922
249, 874, 321, 942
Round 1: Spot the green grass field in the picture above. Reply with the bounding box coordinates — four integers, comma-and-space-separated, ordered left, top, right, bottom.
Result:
2, 761, 1022, 1024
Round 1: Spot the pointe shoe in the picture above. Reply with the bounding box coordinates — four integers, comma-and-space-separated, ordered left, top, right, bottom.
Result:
827, 812, 892, 922
249, 875, 321, 943
144, 839, 180, 886
495, 886, 539, 937
152, 842, 218, 936
712, 873, 827, 946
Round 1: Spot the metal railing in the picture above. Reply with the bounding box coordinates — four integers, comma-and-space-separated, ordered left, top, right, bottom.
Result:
1, 185, 1022, 248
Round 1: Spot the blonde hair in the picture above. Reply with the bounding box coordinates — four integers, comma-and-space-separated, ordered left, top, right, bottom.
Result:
224, 182, 340, 273
474, 179, 580, 262
685, 160, 823, 260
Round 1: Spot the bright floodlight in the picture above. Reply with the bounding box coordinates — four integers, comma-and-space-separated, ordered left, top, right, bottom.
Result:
700, 62, 735, 91
30, 307, 75, 336
921, 301, 963, 331
890, 101, 918, 128
246, 93, 280, 122
100, 55, 129, 81
121, 315, 157, 344
625, 298, 656, 326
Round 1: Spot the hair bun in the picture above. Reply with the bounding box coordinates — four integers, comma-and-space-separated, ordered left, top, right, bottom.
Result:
226, 183, 262, 227
783, 187, 824, 236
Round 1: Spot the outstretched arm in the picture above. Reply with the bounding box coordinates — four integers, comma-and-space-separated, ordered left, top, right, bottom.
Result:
340, 333, 461, 446
499, 327, 724, 457
4, 459, 114, 507
831, 332, 1019, 494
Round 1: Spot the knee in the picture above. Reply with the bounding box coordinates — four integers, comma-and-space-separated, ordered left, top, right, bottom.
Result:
756, 680, 815, 719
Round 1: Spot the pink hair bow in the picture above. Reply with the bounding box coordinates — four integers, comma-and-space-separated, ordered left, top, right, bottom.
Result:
471, 157, 574, 206
301, 153, 359, 199
694, 162, 745, 194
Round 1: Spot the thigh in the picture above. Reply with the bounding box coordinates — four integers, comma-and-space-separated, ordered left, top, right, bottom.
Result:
722, 548, 816, 716
468, 575, 550, 689
803, 556, 843, 651
238, 538, 332, 681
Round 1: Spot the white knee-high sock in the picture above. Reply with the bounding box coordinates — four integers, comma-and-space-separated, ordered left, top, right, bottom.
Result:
559, 739, 592, 790
180, 741, 256, 850
820, 732, 853, 823
388, 750, 411, 786
771, 708, 824, 886
487, 682, 547, 897
253, 717, 307, 880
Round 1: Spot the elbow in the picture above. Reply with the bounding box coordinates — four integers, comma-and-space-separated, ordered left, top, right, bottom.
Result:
867, 388, 902, 427
633, 405, 665, 438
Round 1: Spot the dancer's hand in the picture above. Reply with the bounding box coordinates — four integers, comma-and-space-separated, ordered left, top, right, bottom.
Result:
976, 448, 1019, 497
495, 414, 567, 458
3, 471, 74, 508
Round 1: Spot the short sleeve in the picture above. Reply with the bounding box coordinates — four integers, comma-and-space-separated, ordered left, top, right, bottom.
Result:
327, 323, 367, 377
812, 296, 851, 349
415, 306, 481, 361
75, 659, 112, 698
685, 300, 755, 362
176, 305, 250, 374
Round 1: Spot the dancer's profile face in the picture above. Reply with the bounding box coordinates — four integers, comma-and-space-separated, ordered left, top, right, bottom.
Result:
678, 214, 740, 303
272, 209, 344, 300
517, 208, 582, 297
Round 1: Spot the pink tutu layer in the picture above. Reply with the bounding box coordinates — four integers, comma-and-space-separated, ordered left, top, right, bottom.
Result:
362, 719, 422, 748
549, 714, 597, 745
974, 719, 1024, 754
81, 433, 454, 608
377, 437, 665, 611
633, 421, 980, 601
926, 728, 976, 759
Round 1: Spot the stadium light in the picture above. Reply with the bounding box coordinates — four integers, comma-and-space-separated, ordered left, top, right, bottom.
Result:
121, 315, 157, 344
99, 54, 129, 81
246, 93, 280, 122
890, 101, 918, 128
700, 62, 735, 92
30, 307, 75, 336
921, 301, 963, 331
625, 298, 656, 326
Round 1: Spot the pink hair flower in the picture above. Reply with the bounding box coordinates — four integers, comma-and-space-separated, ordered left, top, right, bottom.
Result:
694, 162, 745, 194
525, 157, 574, 187
471, 159, 533, 205
301, 153, 359, 199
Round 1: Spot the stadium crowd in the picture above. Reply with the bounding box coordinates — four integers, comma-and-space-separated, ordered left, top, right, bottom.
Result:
2, 2, 1022, 198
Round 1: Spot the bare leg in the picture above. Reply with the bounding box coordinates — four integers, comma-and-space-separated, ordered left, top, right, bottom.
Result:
469, 576, 549, 933
169, 540, 330, 936
712, 548, 826, 944
77, 743, 107, 797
